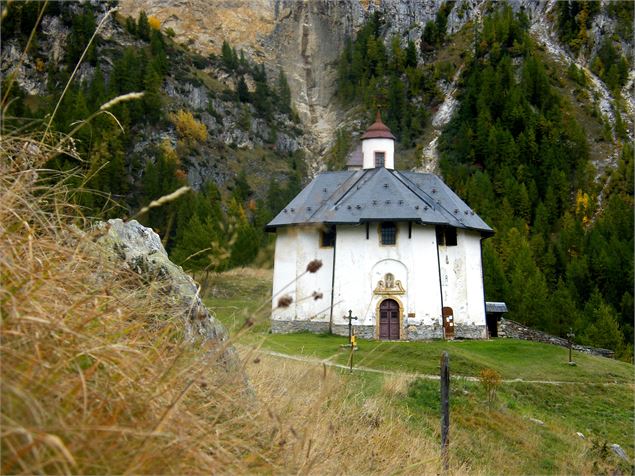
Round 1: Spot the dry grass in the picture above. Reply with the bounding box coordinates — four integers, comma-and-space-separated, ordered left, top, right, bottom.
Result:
242, 353, 461, 475
381, 373, 415, 398
0, 130, 463, 474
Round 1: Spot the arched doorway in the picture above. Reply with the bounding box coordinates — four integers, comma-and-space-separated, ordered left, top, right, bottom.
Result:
379, 299, 400, 340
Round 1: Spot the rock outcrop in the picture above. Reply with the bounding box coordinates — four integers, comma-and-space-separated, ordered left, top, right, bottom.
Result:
97, 219, 240, 369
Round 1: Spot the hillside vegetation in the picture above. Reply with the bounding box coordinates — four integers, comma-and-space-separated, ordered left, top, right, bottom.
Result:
2, 2, 633, 475
2, 2, 632, 359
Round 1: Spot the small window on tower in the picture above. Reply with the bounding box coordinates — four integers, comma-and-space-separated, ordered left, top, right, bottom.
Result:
320, 225, 336, 247
380, 222, 397, 245
374, 152, 385, 168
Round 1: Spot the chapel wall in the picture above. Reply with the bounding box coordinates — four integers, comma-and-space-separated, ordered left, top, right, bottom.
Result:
437, 229, 487, 336
331, 223, 442, 333
271, 226, 333, 324
362, 138, 395, 169
272, 224, 487, 340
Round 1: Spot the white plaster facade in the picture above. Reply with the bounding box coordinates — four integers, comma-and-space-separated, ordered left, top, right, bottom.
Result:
270, 222, 487, 339
271, 226, 334, 325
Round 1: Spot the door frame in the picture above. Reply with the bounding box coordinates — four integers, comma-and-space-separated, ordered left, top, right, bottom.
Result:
375, 296, 404, 340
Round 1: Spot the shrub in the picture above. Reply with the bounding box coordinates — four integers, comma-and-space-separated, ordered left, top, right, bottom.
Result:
479, 368, 502, 408
148, 15, 161, 30
168, 109, 207, 146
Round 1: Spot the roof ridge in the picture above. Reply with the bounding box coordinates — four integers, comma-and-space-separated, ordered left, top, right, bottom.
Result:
390, 170, 437, 211
332, 168, 376, 208
393, 171, 464, 227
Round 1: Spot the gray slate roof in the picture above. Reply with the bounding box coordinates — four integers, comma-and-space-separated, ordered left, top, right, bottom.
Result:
266, 167, 493, 235
486, 302, 508, 313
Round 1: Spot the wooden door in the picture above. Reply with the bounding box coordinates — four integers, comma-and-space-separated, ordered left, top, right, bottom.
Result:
379, 299, 400, 340
442, 306, 455, 339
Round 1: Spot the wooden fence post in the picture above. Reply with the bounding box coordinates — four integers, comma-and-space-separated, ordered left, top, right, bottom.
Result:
440, 351, 450, 472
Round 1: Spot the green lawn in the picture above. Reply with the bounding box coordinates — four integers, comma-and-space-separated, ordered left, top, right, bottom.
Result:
227, 330, 634, 384
406, 377, 635, 472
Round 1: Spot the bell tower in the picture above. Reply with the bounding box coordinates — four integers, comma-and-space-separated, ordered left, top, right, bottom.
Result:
361, 111, 396, 170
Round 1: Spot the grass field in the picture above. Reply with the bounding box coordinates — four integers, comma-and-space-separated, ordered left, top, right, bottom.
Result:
204, 267, 635, 474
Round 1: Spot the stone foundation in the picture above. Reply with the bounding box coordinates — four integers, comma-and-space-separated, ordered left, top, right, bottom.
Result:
271, 320, 330, 334
332, 324, 375, 339
271, 319, 488, 341
406, 323, 444, 339
454, 323, 487, 339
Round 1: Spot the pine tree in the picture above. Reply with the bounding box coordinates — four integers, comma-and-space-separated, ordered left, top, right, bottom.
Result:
221, 40, 236, 69
171, 213, 222, 272
137, 11, 150, 40
88, 66, 106, 109
143, 64, 162, 122
276, 68, 292, 114
150, 29, 168, 74
581, 289, 625, 352
236, 76, 249, 103
405, 40, 417, 68
232, 169, 252, 202
253, 78, 271, 118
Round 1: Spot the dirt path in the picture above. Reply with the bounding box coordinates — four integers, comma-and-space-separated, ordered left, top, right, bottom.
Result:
246, 348, 633, 386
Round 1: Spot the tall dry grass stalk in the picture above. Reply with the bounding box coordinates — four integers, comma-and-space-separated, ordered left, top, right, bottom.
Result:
0, 128, 469, 474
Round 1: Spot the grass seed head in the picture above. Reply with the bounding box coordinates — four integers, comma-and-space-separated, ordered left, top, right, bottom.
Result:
277, 295, 293, 308
306, 259, 322, 273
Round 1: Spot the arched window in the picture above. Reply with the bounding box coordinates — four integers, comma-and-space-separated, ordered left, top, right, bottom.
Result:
380, 222, 397, 245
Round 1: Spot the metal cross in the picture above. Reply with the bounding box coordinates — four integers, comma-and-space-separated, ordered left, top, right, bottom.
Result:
345, 310, 358, 346
566, 328, 575, 364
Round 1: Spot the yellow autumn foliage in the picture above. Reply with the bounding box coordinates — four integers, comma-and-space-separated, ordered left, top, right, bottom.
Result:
168, 110, 207, 146
575, 189, 590, 224
148, 15, 161, 30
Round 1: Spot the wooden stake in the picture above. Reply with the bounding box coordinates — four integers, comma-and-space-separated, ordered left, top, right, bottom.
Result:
440, 351, 450, 472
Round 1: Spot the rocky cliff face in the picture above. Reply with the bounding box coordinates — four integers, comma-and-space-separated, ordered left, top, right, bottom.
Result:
5, 0, 628, 178
118, 0, 633, 166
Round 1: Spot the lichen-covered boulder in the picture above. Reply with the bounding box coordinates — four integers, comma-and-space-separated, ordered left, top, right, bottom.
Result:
97, 218, 239, 369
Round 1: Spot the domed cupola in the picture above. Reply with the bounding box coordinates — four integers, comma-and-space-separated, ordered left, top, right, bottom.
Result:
361, 111, 396, 170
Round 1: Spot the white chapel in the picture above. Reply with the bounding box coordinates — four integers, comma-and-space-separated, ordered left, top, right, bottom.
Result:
266, 113, 493, 340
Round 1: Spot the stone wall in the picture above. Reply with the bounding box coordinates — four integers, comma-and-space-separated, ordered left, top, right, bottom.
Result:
333, 324, 375, 339
498, 318, 615, 358
271, 320, 330, 334
272, 320, 488, 341
406, 323, 444, 340
455, 323, 487, 339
